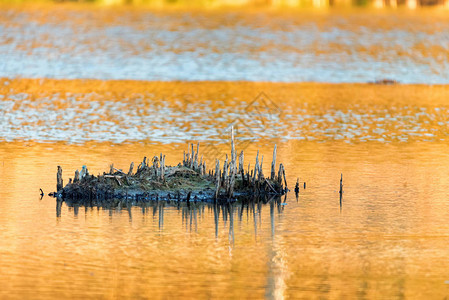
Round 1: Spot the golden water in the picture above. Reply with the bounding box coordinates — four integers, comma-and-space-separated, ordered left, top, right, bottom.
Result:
2, 5, 449, 299
1, 80, 449, 298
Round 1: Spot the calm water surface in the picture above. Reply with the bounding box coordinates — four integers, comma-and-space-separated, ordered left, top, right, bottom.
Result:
1, 5, 449, 299
1, 140, 449, 298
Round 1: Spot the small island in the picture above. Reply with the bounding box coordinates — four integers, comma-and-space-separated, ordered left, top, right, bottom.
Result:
52, 128, 288, 205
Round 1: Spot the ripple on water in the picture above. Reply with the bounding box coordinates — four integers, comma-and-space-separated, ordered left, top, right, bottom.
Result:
0, 8, 449, 83
1, 80, 449, 144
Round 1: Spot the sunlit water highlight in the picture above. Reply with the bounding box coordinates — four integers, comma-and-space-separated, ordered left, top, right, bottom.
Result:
1, 79, 449, 144
1, 141, 449, 298
1, 5, 449, 299
1, 6, 449, 83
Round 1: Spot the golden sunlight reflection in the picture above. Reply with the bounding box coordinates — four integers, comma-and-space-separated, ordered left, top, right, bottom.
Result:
1, 139, 449, 298
1, 3, 449, 299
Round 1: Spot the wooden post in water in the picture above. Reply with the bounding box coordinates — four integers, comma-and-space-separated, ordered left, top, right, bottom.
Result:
57, 166, 63, 192
339, 173, 343, 205
295, 178, 300, 193
109, 164, 114, 174
271, 145, 277, 180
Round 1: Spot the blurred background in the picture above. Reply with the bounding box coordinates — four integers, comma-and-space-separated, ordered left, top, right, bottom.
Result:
1, 0, 449, 8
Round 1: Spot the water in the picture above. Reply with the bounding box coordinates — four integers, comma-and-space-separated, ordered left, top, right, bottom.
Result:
2, 80, 449, 144
1, 141, 449, 298
0, 6, 449, 83
1, 4, 449, 299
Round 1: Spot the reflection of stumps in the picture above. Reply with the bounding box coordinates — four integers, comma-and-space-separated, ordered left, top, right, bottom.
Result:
56, 198, 62, 218
295, 178, 300, 201
57, 166, 63, 192
339, 173, 343, 205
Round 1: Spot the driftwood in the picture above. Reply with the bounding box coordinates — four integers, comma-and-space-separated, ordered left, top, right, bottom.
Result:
51, 127, 290, 204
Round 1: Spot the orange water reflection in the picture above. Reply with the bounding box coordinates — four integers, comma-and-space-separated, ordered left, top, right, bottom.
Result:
1, 139, 449, 298
1, 7, 449, 82
2, 79, 449, 144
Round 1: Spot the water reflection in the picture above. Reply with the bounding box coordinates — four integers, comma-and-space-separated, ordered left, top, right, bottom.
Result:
1, 7, 449, 83
60, 195, 286, 241
3, 79, 449, 144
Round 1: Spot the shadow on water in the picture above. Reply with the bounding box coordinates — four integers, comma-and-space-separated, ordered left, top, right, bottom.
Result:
57, 194, 287, 240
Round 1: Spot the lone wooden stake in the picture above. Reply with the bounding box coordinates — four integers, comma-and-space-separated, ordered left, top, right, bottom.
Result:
339, 173, 343, 204
57, 166, 63, 192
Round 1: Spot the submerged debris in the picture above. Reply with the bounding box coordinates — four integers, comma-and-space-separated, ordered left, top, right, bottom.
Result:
369, 78, 398, 85
51, 128, 289, 204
